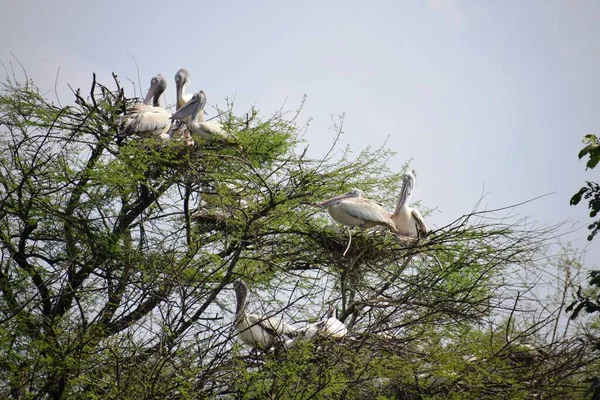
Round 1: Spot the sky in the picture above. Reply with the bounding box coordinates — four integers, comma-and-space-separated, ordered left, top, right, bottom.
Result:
1, 0, 599, 267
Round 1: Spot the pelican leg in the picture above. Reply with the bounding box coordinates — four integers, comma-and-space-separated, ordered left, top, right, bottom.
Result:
342, 227, 353, 257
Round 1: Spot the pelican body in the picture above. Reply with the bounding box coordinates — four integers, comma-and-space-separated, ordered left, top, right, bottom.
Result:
170, 90, 230, 141
391, 171, 427, 238
233, 279, 295, 350
319, 188, 396, 231
119, 74, 172, 141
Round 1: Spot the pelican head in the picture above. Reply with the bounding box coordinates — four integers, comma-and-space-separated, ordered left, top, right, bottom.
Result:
143, 74, 167, 106
318, 188, 364, 208
170, 90, 206, 121
325, 305, 338, 319
232, 279, 248, 314
175, 68, 191, 89
175, 68, 192, 108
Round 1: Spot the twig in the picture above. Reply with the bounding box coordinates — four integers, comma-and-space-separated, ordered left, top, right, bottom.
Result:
127, 52, 142, 97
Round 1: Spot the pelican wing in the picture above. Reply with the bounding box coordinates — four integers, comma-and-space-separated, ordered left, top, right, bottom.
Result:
120, 105, 171, 138
322, 318, 347, 338
411, 208, 427, 238
247, 313, 295, 336
198, 121, 229, 140
338, 198, 395, 229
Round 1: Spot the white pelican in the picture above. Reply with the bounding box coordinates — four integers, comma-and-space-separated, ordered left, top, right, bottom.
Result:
233, 279, 296, 350
174, 68, 192, 110
321, 306, 347, 338
285, 305, 347, 348
391, 171, 427, 238
318, 188, 396, 231
119, 74, 172, 141
170, 90, 231, 141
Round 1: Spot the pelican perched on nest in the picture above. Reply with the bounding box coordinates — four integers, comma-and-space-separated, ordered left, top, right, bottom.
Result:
118, 74, 172, 142
170, 90, 231, 141
232, 279, 296, 350
391, 171, 427, 239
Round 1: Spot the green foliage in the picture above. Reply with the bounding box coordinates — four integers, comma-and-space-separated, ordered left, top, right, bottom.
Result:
571, 134, 600, 241
567, 271, 600, 320
579, 134, 600, 170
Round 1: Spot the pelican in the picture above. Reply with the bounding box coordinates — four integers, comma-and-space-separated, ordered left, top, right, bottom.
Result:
300, 305, 347, 339
170, 90, 230, 141
118, 74, 172, 141
285, 305, 347, 348
391, 171, 427, 238
318, 188, 396, 231
320, 306, 347, 338
233, 279, 296, 350
174, 68, 192, 110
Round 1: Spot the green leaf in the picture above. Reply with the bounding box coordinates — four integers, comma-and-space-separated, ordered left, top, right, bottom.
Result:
589, 271, 600, 286
570, 187, 588, 205
583, 134, 598, 144
588, 154, 600, 170
579, 144, 597, 159
569, 302, 586, 320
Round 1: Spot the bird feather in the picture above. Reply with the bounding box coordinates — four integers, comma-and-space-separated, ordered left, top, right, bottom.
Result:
336, 198, 395, 230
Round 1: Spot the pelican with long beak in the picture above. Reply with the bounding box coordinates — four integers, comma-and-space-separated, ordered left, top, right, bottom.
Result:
118, 74, 172, 142
391, 171, 427, 238
170, 90, 230, 141
232, 279, 296, 350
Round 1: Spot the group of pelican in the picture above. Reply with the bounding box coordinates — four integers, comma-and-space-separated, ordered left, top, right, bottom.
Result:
118, 69, 230, 145
232, 167, 425, 350
319, 170, 427, 244
233, 279, 347, 351
118, 69, 426, 351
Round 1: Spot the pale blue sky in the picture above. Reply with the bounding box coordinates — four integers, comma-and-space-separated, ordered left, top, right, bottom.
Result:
2, 0, 599, 263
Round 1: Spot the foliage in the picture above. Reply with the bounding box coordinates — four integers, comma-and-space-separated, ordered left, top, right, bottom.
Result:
567, 134, 600, 399
0, 71, 596, 399
571, 134, 600, 241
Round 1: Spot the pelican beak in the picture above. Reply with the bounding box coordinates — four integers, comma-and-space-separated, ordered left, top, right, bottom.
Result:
143, 83, 156, 105
171, 97, 198, 120
318, 192, 354, 208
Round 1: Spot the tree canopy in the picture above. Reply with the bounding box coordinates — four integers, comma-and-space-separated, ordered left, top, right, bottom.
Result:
0, 71, 597, 399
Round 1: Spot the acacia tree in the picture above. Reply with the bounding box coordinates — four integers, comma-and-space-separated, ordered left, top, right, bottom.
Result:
0, 71, 596, 399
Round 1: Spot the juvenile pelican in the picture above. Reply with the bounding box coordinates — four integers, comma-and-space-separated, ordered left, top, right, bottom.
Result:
321, 306, 347, 338
174, 68, 192, 110
170, 90, 230, 141
318, 188, 396, 231
300, 305, 347, 339
285, 305, 347, 348
391, 171, 427, 238
119, 74, 172, 141
233, 279, 296, 350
